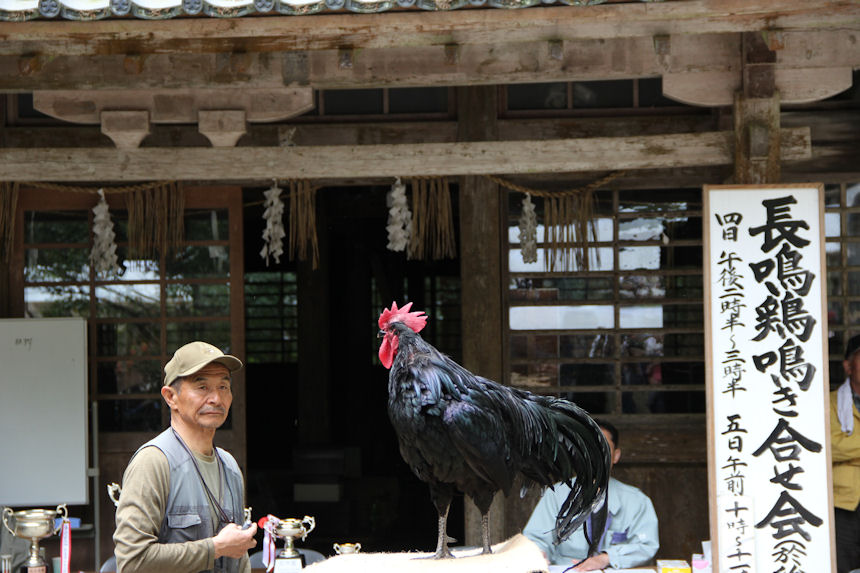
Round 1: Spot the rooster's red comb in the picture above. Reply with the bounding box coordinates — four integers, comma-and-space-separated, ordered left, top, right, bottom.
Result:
378, 301, 427, 333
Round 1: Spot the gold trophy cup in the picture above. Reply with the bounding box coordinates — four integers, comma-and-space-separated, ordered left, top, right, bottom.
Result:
2, 505, 68, 573
273, 516, 315, 572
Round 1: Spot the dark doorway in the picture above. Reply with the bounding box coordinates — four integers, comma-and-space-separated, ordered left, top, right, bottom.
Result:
244, 184, 464, 554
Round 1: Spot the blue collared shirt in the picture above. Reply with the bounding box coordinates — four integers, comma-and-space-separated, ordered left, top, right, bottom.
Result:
523, 477, 659, 568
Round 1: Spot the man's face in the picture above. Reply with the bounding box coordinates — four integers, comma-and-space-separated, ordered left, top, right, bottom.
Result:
844, 351, 860, 386
166, 362, 233, 430
601, 428, 622, 468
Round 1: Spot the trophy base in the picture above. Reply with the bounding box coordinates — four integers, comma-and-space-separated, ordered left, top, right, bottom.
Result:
274, 554, 305, 573
20, 566, 46, 573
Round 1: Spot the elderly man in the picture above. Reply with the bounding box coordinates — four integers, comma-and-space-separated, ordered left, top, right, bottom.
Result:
832, 334, 860, 573
114, 341, 257, 573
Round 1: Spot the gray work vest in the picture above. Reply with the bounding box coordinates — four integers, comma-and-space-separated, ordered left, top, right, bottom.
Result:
134, 429, 245, 573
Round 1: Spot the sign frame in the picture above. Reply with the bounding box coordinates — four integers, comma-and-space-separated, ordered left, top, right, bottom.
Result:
703, 183, 835, 573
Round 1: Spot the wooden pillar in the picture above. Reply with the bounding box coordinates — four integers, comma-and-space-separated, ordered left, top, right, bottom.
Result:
297, 190, 331, 444
734, 31, 781, 184
456, 85, 506, 546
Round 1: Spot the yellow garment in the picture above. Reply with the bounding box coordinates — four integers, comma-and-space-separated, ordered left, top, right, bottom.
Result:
831, 390, 860, 511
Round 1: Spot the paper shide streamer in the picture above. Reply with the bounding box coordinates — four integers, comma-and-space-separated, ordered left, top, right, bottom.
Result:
260, 180, 286, 265
90, 188, 122, 275
386, 177, 412, 252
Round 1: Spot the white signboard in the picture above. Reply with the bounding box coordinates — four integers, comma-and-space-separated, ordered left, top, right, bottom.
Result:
704, 184, 835, 573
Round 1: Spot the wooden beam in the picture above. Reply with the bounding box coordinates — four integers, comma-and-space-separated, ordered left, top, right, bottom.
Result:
0, 1, 858, 56
2, 30, 856, 98
0, 129, 811, 182
0, 115, 720, 148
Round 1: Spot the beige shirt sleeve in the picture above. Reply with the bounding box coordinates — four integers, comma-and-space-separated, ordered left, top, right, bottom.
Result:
113, 446, 252, 573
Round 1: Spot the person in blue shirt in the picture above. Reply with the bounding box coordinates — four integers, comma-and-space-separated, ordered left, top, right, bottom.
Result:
523, 420, 659, 571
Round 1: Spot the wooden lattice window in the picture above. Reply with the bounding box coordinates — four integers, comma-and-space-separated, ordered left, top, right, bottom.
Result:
505, 187, 705, 416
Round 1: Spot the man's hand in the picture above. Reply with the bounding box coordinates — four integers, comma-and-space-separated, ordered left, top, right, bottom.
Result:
213, 523, 258, 559
569, 551, 610, 571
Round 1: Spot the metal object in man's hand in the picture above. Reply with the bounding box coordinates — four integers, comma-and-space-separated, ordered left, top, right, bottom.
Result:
107, 483, 122, 507
241, 507, 253, 529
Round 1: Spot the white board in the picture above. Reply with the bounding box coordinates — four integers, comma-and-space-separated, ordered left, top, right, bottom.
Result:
0, 318, 89, 506
704, 184, 835, 573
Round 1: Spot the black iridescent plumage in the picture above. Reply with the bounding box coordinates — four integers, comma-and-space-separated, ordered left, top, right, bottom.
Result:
379, 311, 611, 559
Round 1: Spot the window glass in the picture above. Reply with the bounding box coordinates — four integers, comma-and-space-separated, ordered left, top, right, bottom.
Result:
95, 284, 161, 318
510, 305, 614, 330
389, 87, 449, 114
507, 83, 567, 110
509, 247, 614, 273
510, 277, 614, 302
323, 89, 384, 115
25, 285, 90, 317
572, 80, 634, 109
24, 210, 89, 244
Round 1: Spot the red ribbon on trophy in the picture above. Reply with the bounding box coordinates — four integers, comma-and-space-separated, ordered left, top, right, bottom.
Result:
259, 515, 279, 573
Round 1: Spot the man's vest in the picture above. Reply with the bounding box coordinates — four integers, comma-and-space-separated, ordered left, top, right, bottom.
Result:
134, 428, 245, 573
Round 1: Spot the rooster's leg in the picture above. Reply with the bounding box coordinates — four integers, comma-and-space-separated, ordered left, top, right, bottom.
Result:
471, 490, 495, 555
480, 512, 492, 555
428, 484, 454, 559
433, 506, 454, 559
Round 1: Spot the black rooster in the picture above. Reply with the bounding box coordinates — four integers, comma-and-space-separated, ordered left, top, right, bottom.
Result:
378, 301, 611, 559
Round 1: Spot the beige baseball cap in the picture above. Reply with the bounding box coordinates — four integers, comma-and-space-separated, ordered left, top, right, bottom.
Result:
164, 341, 243, 386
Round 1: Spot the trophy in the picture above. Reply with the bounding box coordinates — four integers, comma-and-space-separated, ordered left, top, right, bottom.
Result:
2, 505, 68, 573
272, 516, 315, 572
332, 543, 361, 555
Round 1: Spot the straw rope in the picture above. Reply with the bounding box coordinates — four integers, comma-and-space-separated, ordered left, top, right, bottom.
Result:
8, 180, 185, 260
485, 171, 626, 272
19, 181, 175, 194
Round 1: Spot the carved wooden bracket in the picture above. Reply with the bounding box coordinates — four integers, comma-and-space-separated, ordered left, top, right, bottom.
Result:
198, 110, 247, 147
31, 87, 315, 147
100, 110, 150, 150
662, 30, 854, 107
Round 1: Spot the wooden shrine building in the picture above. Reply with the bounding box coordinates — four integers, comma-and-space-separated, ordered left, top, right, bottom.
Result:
1, 1, 859, 569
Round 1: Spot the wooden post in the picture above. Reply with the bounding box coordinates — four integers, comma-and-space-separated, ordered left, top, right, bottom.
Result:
734, 31, 782, 184
456, 85, 506, 547
297, 190, 331, 444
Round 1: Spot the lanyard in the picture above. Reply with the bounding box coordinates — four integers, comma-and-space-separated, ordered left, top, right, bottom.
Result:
170, 427, 232, 527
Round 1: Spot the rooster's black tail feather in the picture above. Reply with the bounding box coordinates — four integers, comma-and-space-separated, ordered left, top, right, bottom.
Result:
516, 394, 611, 557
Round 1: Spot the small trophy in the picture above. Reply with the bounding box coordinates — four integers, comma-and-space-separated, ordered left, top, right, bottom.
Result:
2, 505, 68, 573
270, 516, 315, 572
332, 543, 361, 555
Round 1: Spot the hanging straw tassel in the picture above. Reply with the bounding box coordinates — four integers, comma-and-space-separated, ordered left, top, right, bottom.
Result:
544, 190, 596, 272
0, 182, 19, 264
127, 181, 185, 261
485, 171, 625, 273
407, 176, 456, 261
287, 180, 320, 269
